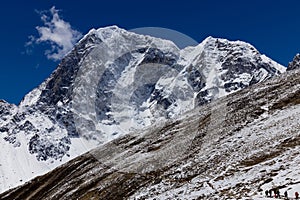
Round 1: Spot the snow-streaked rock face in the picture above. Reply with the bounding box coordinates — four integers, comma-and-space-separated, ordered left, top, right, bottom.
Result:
288, 53, 300, 71
0, 26, 286, 192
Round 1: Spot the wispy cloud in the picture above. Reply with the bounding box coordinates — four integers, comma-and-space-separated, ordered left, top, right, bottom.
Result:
27, 6, 82, 61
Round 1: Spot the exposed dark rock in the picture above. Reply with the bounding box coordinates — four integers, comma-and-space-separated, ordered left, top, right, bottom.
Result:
287, 53, 300, 71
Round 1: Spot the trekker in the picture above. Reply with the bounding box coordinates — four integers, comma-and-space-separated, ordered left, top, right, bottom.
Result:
269, 189, 272, 197
284, 190, 288, 199
296, 191, 299, 199
273, 188, 278, 198
276, 189, 280, 198
265, 190, 269, 197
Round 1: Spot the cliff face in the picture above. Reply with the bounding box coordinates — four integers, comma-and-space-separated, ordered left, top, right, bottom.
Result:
1, 68, 299, 200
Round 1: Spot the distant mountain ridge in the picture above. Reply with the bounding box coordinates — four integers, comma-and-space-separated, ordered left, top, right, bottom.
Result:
0, 26, 286, 192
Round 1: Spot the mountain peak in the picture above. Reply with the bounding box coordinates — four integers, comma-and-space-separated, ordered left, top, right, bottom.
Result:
288, 53, 300, 71
200, 36, 257, 51
86, 25, 122, 35
82, 25, 180, 51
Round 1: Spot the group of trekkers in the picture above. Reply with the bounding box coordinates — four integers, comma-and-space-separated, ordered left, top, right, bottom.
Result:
265, 188, 299, 199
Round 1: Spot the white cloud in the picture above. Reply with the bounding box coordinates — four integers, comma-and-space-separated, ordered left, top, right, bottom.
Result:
28, 6, 82, 61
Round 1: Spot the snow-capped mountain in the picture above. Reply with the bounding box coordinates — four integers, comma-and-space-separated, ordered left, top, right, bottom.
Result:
1, 64, 299, 200
0, 26, 286, 192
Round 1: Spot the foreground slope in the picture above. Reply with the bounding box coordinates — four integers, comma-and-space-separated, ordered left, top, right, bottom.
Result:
1, 68, 299, 199
0, 26, 285, 192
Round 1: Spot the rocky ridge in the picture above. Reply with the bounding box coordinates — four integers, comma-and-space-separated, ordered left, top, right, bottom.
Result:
288, 53, 300, 71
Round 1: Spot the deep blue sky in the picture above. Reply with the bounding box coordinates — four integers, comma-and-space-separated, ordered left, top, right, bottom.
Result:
1, 0, 300, 104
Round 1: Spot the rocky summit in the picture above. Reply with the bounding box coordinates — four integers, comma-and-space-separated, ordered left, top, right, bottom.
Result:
288, 53, 300, 71
0, 26, 287, 193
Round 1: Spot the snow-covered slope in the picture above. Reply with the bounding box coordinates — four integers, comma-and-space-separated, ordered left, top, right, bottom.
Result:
1, 66, 299, 200
0, 26, 286, 192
